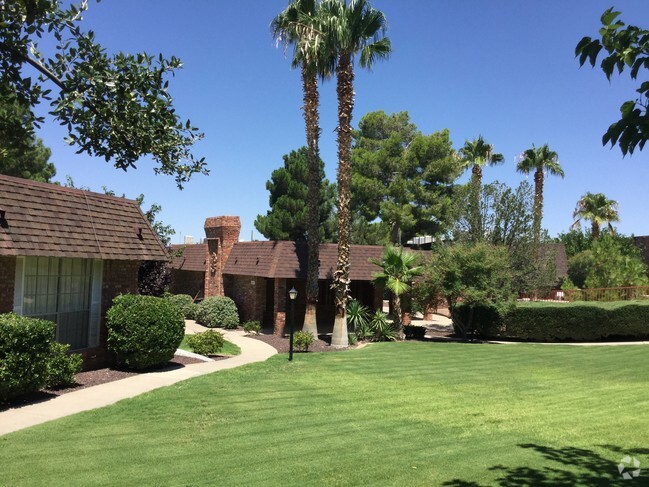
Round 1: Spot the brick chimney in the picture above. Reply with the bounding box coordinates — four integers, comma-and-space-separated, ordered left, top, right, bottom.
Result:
203, 216, 241, 297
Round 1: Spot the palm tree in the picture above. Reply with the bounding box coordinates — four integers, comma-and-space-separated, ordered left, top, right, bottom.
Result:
459, 136, 504, 241
321, 0, 391, 347
272, 0, 331, 338
516, 144, 564, 242
572, 192, 620, 239
371, 245, 423, 338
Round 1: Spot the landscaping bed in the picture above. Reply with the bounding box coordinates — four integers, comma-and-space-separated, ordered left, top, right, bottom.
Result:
251, 332, 349, 353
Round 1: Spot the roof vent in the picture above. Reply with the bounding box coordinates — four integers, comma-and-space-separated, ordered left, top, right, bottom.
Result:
134, 225, 143, 240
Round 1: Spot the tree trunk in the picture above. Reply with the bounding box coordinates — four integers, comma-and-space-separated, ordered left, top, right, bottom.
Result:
332, 52, 354, 348
393, 294, 403, 339
302, 67, 321, 339
533, 168, 544, 242
592, 221, 600, 240
469, 165, 483, 242
390, 220, 400, 245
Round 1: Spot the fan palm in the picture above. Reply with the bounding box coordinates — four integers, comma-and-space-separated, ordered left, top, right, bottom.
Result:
371, 245, 423, 337
516, 143, 564, 242
272, 0, 332, 338
459, 136, 504, 241
321, 0, 391, 347
572, 192, 620, 240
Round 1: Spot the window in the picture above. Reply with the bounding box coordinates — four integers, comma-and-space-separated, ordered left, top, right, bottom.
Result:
14, 257, 102, 350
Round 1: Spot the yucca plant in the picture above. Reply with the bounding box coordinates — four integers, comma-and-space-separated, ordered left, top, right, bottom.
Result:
369, 310, 397, 342
347, 299, 370, 340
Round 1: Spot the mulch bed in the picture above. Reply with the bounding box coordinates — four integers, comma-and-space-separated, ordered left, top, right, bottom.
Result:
1, 354, 206, 411
251, 333, 351, 354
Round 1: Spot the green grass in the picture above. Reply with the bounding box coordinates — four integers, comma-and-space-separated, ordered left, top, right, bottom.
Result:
178, 334, 241, 356
1, 343, 648, 486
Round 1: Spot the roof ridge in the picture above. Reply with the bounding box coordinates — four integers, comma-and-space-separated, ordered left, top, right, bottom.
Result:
0, 174, 139, 205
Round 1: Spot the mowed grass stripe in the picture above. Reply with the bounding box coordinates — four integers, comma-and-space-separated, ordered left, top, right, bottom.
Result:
0, 342, 647, 486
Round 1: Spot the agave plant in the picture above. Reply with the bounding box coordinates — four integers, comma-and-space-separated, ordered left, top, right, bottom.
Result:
369, 310, 398, 342
347, 299, 370, 340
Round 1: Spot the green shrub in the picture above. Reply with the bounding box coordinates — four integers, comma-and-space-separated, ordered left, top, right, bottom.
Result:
347, 300, 371, 340
196, 296, 239, 329
243, 321, 261, 335
403, 325, 427, 340
294, 330, 315, 351
164, 294, 198, 319
347, 333, 358, 345
451, 301, 649, 341
187, 331, 225, 355
0, 314, 54, 401
106, 294, 185, 370
369, 311, 398, 342
46, 343, 82, 389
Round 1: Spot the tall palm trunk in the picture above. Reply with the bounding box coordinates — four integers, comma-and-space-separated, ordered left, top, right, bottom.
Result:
533, 168, 544, 242
591, 222, 600, 240
302, 67, 321, 338
390, 220, 400, 245
469, 164, 483, 242
332, 51, 353, 348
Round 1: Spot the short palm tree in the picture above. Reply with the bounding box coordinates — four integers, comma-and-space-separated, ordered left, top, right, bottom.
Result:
516, 144, 564, 242
459, 136, 504, 241
272, 0, 332, 338
572, 192, 620, 239
371, 245, 423, 338
321, 0, 391, 347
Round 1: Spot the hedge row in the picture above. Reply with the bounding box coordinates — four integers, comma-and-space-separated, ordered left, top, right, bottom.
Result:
452, 300, 649, 341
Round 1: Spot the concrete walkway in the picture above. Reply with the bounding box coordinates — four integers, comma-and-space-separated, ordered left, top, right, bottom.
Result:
0, 327, 277, 437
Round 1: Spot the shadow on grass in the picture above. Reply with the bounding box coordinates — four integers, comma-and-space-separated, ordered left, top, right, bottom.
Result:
443, 443, 648, 486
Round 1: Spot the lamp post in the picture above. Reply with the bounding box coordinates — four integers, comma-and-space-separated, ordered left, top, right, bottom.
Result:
288, 286, 297, 361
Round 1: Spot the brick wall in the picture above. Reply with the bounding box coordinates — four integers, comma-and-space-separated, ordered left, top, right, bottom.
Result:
80, 259, 141, 370
224, 275, 266, 324
0, 256, 16, 313
169, 269, 205, 299
204, 216, 241, 297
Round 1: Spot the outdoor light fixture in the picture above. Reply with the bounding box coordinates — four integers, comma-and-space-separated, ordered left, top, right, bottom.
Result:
288, 287, 297, 361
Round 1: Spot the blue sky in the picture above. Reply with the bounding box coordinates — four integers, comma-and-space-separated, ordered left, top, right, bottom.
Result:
32, 1, 649, 243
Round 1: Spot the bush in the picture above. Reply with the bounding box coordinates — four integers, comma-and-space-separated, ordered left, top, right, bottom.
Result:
165, 294, 198, 320
347, 300, 371, 340
187, 331, 225, 355
243, 321, 261, 335
46, 343, 82, 389
451, 301, 649, 341
403, 325, 427, 340
0, 314, 55, 401
196, 296, 239, 329
368, 311, 398, 342
294, 331, 314, 351
106, 294, 185, 370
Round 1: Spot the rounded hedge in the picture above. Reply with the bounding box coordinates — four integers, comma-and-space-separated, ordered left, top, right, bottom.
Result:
165, 293, 199, 320
0, 314, 54, 401
195, 296, 239, 329
106, 294, 185, 370
187, 330, 225, 355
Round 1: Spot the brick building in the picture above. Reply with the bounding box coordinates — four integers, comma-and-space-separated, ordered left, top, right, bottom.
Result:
0, 174, 168, 369
172, 216, 385, 335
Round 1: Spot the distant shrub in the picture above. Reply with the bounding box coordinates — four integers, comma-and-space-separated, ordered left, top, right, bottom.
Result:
243, 321, 261, 335
0, 314, 54, 401
196, 296, 239, 329
294, 331, 315, 352
165, 294, 199, 320
106, 294, 184, 370
46, 343, 82, 389
452, 301, 649, 341
403, 325, 427, 340
187, 331, 225, 355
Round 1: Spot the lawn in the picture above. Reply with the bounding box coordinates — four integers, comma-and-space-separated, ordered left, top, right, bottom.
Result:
178, 334, 241, 356
1, 342, 647, 486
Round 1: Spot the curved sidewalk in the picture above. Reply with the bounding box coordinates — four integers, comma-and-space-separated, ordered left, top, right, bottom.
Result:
0, 330, 277, 437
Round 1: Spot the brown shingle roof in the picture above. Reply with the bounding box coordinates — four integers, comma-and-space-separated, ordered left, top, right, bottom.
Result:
0, 174, 167, 260
224, 241, 385, 281
169, 244, 207, 272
